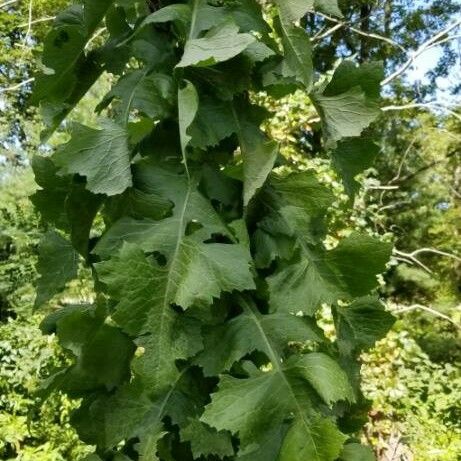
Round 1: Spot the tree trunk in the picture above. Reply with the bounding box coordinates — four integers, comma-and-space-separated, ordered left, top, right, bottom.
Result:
359, 4, 372, 62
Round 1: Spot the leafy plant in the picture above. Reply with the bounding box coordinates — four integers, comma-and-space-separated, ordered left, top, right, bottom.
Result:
31, 1, 394, 460
362, 327, 461, 461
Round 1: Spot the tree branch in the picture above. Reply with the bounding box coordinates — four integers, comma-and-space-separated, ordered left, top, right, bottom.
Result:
410, 248, 461, 263
313, 12, 405, 52
381, 18, 461, 86
395, 149, 457, 183
391, 304, 460, 328
17, 16, 55, 28
0, 0, 18, 9
0, 77, 35, 94
393, 249, 433, 274
382, 102, 461, 122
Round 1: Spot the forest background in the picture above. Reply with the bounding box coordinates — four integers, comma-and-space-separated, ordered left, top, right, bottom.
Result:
0, 0, 460, 460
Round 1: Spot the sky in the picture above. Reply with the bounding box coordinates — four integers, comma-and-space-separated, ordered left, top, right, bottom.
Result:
406, 16, 461, 105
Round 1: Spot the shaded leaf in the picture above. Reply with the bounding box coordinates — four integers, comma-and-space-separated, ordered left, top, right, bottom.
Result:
334, 297, 395, 356
339, 443, 376, 461
181, 419, 234, 459
268, 234, 392, 314
98, 70, 175, 122
330, 137, 380, 199
311, 61, 383, 144
53, 120, 132, 196
35, 231, 79, 308
232, 101, 279, 205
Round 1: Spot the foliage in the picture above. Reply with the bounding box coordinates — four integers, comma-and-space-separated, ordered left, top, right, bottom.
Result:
362, 325, 461, 461
0, 171, 89, 460
0, 315, 88, 461
0, 172, 39, 319
29, 1, 395, 460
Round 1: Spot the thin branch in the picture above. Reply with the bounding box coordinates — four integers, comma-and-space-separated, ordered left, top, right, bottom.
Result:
410, 248, 461, 263
449, 184, 461, 199
394, 255, 419, 266
349, 26, 406, 52
394, 246, 461, 279
389, 137, 417, 183
0, 0, 18, 9
382, 18, 461, 86
393, 249, 433, 274
313, 12, 405, 52
424, 33, 461, 53
392, 304, 460, 328
20, 0, 34, 49
313, 22, 344, 41
0, 77, 35, 94
17, 16, 55, 28
366, 185, 400, 190
382, 102, 461, 122
396, 149, 457, 183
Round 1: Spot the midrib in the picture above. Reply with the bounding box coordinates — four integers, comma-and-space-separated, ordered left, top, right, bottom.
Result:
241, 296, 321, 459
152, 184, 193, 381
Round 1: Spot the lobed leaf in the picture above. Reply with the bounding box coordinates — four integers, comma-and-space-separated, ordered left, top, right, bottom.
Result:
53, 120, 132, 196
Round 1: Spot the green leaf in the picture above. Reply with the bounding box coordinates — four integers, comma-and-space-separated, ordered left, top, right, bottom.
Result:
35, 231, 79, 308
276, 0, 315, 22
254, 171, 333, 267
197, 299, 324, 376
278, 417, 347, 461
288, 353, 355, 405
73, 369, 201, 457
201, 298, 351, 459
339, 443, 376, 461
66, 184, 103, 258
181, 420, 234, 459
276, 0, 342, 22
188, 0, 230, 39
178, 81, 199, 158
275, 15, 313, 90
96, 209, 254, 389
96, 244, 194, 390
334, 297, 395, 356
268, 233, 392, 314
314, 0, 343, 17
31, 156, 72, 230
330, 137, 380, 199
138, 4, 192, 38
53, 120, 132, 196
232, 101, 279, 205
96, 241, 253, 391
31, 0, 117, 137
177, 22, 256, 68
311, 61, 383, 144
189, 95, 235, 149
98, 71, 175, 122
268, 171, 334, 240
94, 161, 233, 258
31, 156, 102, 258
51, 305, 134, 394
202, 352, 350, 459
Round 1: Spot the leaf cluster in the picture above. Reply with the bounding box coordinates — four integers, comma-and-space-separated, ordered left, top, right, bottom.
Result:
31, 1, 394, 460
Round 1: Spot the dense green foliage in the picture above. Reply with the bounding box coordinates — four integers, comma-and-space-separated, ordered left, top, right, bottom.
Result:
0, 173, 90, 460
27, 1, 397, 460
0, 0, 460, 460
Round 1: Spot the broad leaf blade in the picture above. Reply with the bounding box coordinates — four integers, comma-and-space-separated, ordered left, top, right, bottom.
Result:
177, 22, 256, 68
53, 120, 132, 196
35, 231, 79, 308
